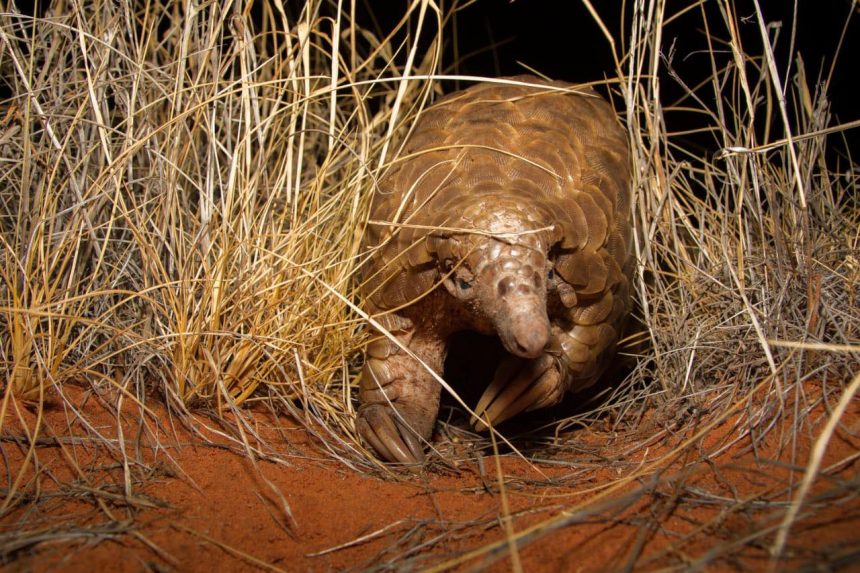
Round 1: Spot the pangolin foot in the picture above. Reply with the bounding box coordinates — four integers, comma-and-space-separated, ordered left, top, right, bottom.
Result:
471, 352, 565, 431
357, 403, 426, 466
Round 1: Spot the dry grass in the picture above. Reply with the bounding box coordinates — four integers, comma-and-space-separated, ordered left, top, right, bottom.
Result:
1, 0, 858, 569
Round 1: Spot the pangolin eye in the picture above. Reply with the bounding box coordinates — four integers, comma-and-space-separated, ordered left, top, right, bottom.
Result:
547, 268, 555, 280
457, 277, 472, 290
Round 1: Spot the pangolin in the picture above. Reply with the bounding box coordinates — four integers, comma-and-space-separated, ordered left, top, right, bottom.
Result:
358, 75, 632, 464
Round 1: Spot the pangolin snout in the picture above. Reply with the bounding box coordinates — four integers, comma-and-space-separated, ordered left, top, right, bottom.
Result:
488, 252, 551, 358
505, 307, 551, 358
494, 277, 551, 358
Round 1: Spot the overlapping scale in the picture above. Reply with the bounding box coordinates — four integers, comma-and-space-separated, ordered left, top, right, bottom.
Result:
361, 75, 633, 384
554, 250, 587, 287
579, 255, 610, 297
573, 191, 609, 251
572, 291, 614, 325
606, 226, 628, 268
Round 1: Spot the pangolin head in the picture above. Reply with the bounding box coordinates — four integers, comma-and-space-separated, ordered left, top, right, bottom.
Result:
432, 206, 553, 359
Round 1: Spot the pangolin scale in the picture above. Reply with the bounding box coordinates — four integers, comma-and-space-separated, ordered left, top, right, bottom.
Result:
358, 75, 632, 464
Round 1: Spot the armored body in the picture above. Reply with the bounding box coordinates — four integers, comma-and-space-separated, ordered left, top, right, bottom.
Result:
359, 76, 632, 463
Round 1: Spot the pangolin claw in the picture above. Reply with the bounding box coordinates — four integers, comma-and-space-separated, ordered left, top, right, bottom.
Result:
471, 353, 564, 431
357, 404, 425, 467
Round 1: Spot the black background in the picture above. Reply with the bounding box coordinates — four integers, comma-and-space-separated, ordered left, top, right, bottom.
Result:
362, 0, 858, 161
4, 1, 857, 159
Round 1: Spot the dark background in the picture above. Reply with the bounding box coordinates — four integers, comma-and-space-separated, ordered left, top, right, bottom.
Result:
5, 1, 857, 159
363, 0, 859, 161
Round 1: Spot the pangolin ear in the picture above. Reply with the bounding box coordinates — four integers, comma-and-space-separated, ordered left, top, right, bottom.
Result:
547, 222, 564, 247
405, 239, 435, 267
425, 234, 440, 256
405, 235, 445, 271
427, 235, 453, 263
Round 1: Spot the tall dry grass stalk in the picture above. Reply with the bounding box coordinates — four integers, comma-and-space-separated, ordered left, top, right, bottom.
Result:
0, 1, 435, 425
0, 0, 445, 528
620, 0, 860, 453
0, 0, 857, 567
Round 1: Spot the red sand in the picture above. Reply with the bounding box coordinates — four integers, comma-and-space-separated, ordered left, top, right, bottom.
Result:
1, 381, 858, 572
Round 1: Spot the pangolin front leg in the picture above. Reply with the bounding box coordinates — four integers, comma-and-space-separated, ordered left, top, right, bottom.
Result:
357, 314, 443, 465
472, 286, 626, 431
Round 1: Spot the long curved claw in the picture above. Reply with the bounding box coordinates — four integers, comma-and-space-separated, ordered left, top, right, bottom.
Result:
471, 354, 562, 431
358, 404, 425, 466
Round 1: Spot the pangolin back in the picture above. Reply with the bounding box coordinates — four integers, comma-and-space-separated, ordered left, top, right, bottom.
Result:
362, 75, 631, 325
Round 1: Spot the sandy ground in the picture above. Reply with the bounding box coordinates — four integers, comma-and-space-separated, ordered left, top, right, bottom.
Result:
1, 379, 858, 572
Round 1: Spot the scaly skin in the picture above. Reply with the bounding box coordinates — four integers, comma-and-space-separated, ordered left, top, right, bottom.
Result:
359, 75, 632, 465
